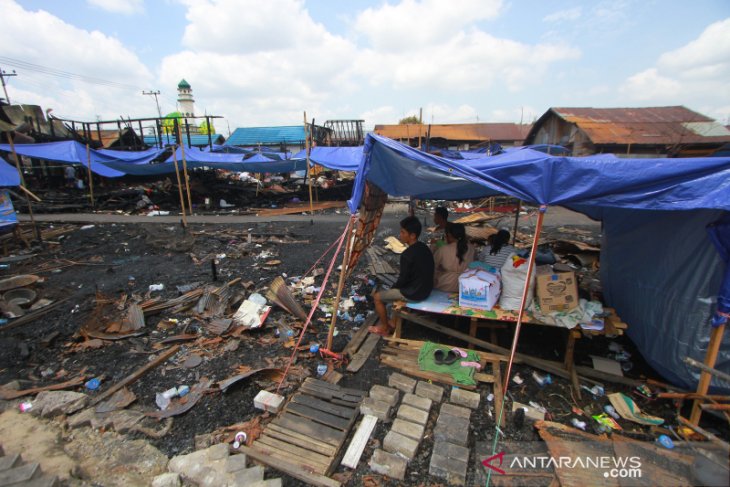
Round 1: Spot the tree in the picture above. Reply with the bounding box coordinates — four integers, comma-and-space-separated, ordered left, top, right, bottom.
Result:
199, 120, 216, 135
161, 112, 183, 134
398, 115, 421, 124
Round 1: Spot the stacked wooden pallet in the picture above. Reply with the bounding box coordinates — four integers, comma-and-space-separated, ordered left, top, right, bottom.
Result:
247, 378, 365, 480
365, 246, 397, 285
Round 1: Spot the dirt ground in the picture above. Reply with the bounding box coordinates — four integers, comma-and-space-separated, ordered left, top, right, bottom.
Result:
0, 204, 727, 486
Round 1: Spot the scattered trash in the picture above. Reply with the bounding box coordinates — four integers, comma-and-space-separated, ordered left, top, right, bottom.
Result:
570, 418, 587, 430
635, 384, 654, 398
233, 431, 247, 449
149, 283, 165, 292
581, 384, 604, 397
309, 344, 320, 353
156, 386, 181, 410
316, 364, 328, 376
177, 385, 190, 397
512, 374, 524, 385
657, 434, 674, 449
603, 404, 620, 419
486, 393, 494, 402
80, 225, 95, 230
532, 371, 552, 387
232, 293, 271, 328
592, 413, 621, 430
18, 401, 32, 413
85, 378, 101, 391
607, 392, 664, 425
0, 318, 7, 326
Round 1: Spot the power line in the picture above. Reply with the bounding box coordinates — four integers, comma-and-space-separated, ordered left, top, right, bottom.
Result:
0, 65, 17, 104
0, 55, 142, 91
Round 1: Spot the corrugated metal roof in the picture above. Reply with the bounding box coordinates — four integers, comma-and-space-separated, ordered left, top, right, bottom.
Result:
373, 123, 529, 142
144, 133, 225, 147
551, 106, 730, 145
225, 126, 305, 146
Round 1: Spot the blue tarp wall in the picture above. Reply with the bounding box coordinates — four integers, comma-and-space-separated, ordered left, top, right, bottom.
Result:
0, 157, 20, 187
349, 134, 730, 392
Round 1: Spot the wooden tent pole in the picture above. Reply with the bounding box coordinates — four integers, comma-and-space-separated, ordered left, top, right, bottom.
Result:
512, 200, 521, 246
172, 145, 188, 228
177, 124, 194, 215
304, 111, 314, 217
326, 216, 356, 350
690, 323, 726, 424
85, 144, 95, 208
6, 133, 40, 242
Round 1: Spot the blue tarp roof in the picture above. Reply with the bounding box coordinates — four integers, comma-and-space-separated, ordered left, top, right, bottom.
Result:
0, 156, 20, 187
225, 126, 305, 146
0, 141, 128, 178
348, 133, 730, 392
293, 146, 363, 172
143, 134, 225, 147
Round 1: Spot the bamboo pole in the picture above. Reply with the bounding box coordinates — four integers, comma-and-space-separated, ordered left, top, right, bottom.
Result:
684, 355, 730, 384
18, 185, 41, 202
172, 146, 188, 228
512, 200, 521, 246
177, 124, 194, 215
690, 324, 726, 424
5, 133, 40, 242
326, 216, 356, 350
304, 111, 314, 217
85, 144, 95, 208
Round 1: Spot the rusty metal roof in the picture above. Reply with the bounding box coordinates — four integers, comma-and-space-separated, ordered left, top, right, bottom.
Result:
551, 106, 730, 145
374, 123, 530, 143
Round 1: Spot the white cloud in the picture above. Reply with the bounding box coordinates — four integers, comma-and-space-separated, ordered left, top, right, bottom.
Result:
620, 18, 730, 120
543, 7, 582, 23
0, 0, 153, 119
87, 0, 144, 15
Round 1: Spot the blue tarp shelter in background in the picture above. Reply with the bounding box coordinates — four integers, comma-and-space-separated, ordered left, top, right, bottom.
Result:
0, 157, 20, 187
348, 133, 730, 392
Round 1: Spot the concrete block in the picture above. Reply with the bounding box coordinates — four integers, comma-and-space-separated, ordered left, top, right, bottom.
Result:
254, 390, 284, 413
168, 449, 209, 478
360, 397, 392, 421
225, 454, 248, 473
402, 393, 432, 412
434, 415, 470, 446
440, 402, 472, 420
31, 391, 89, 417
369, 385, 400, 408
249, 480, 283, 487
450, 388, 481, 409
388, 372, 416, 394
152, 473, 181, 487
369, 449, 407, 480
396, 404, 429, 425
206, 443, 230, 461
383, 430, 419, 460
391, 418, 425, 442
197, 467, 227, 487
432, 439, 470, 461
415, 380, 444, 402
430, 451, 467, 486
229, 465, 264, 486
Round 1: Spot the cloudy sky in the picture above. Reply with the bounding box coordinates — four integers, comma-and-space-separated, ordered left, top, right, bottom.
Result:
1, 0, 728, 134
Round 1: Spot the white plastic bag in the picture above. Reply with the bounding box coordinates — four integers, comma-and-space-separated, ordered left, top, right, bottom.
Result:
499, 252, 535, 310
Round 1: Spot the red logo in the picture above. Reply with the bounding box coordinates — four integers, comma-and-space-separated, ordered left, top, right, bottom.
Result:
482, 452, 506, 475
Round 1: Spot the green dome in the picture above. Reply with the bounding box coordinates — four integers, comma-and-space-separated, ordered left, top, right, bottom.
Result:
177, 79, 191, 89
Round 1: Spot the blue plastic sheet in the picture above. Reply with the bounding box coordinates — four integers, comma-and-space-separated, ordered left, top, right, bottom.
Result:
0, 189, 17, 229
0, 141, 126, 178
292, 146, 363, 172
0, 157, 20, 187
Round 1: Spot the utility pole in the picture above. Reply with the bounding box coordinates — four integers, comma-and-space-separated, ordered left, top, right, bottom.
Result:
142, 90, 162, 118
0, 66, 17, 104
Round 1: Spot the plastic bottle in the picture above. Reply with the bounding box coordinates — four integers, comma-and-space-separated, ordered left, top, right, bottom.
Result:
657, 434, 674, 449
316, 364, 328, 376
233, 432, 247, 449
309, 344, 320, 354
85, 378, 101, 391
571, 418, 587, 430
149, 284, 165, 291
604, 405, 620, 420
177, 385, 190, 397
18, 402, 32, 413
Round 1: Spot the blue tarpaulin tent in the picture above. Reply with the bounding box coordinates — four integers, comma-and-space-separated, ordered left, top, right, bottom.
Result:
0, 156, 20, 187
348, 134, 730, 391
293, 147, 363, 172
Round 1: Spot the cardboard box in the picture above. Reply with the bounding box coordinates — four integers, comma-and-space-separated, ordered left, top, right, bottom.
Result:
459, 268, 501, 311
535, 265, 579, 312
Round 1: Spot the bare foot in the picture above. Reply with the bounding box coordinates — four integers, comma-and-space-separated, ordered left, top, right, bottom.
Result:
368, 322, 394, 336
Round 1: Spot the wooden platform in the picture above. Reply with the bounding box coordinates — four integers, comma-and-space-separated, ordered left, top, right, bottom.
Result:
249, 378, 366, 481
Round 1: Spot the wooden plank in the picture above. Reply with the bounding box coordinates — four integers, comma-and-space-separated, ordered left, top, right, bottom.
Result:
491, 359, 505, 428
274, 413, 344, 446
346, 333, 380, 372
380, 354, 476, 390
321, 369, 343, 384
257, 435, 332, 467
242, 445, 340, 485
303, 378, 367, 398
266, 424, 338, 456
383, 336, 507, 362
341, 415, 378, 469
298, 386, 363, 407
291, 394, 357, 419
287, 402, 351, 431
690, 324, 725, 424
343, 317, 372, 357
248, 444, 328, 476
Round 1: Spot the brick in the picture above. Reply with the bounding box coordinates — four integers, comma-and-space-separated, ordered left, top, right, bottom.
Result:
388, 372, 416, 394
369, 449, 408, 480
383, 430, 419, 459
225, 454, 248, 473
254, 390, 285, 413
360, 397, 392, 421
396, 404, 429, 425
391, 418, 425, 442
434, 414, 470, 446
415, 380, 444, 402
370, 385, 400, 408
450, 388, 481, 409
402, 393, 432, 412
230, 465, 264, 486
440, 402, 472, 420
430, 451, 467, 486
432, 440, 470, 460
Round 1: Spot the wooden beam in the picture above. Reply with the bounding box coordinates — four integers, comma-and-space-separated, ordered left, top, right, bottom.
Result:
684, 355, 730, 384
89, 345, 180, 406
341, 415, 377, 469
240, 445, 341, 487
690, 324, 725, 424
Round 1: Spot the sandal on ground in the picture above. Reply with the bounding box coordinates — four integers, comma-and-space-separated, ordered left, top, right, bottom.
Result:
434, 349, 459, 365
